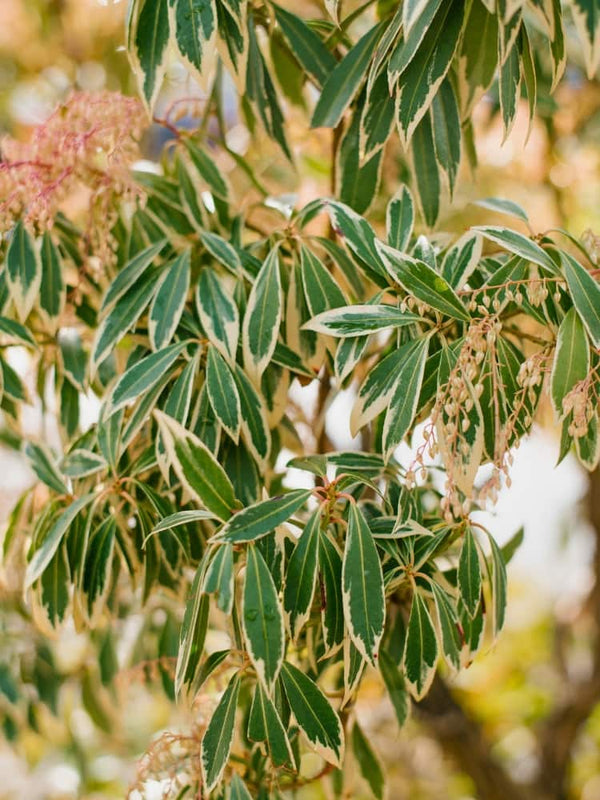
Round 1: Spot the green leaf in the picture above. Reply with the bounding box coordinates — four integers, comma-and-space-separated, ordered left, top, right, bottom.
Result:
440, 232, 482, 290
473, 197, 529, 223
458, 527, 481, 617
411, 112, 441, 227
193, 649, 230, 695
338, 99, 384, 215
561, 252, 600, 348
206, 345, 241, 443
430, 581, 461, 669
93, 270, 157, 367
499, 40, 521, 138
487, 533, 508, 636
183, 139, 230, 200
242, 248, 282, 383
359, 69, 395, 162
342, 503, 385, 665
273, 4, 336, 87
175, 568, 210, 695
82, 518, 116, 620
243, 545, 285, 690
203, 543, 234, 613
172, 0, 216, 79
304, 304, 422, 337
474, 226, 559, 275
155, 410, 236, 520
130, 0, 170, 109
311, 24, 383, 129
196, 267, 240, 362
61, 449, 107, 478
570, 0, 600, 78
200, 672, 241, 792
352, 722, 385, 800
457, 0, 499, 115
232, 364, 271, 465
214, 489, 311, 544
40, 232, 64, 323
24, 442, 70, 495
247, 681, 295, 769
283, 508, 320, 640
149, 510, 218, 538
319, 530, 344, 652
300, 244, 346, 316
387, 185, 414, 252
0, 316, 36, 348
377, 241, 470, 321
403, 590, 438, 699
326, 200, 386, 278
576, 412, 600, 471
110, 342, 188, 413
6, 221, 40, 322
25, 493, 95, 588
551, 307, 590, 418
36, 543, 70, 632
378, 650, 409, 728
102, 241, 167, 311
59, 330, 87, 390
229, 774, 253, 800
395, 0, 465, 143
431, 78, 461, 197
149, 251, 190, 350
201, 231, 241, 275
280, 661, 344, 766
382, 335, 430, 459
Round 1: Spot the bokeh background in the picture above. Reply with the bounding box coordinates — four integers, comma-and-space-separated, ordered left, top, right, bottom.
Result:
1, 1, 600, 798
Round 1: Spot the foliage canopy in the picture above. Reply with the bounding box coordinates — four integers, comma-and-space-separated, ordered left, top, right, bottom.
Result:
1, 1, 600, 798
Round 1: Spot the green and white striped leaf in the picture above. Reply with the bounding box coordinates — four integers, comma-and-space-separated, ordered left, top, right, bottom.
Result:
197, 267, 240, 362
430, 581, 462, 669
382, 335, 430, 459
243, 545, 285, 690
25, 493, 95, 588
175, 566, 210, 695
40, 232, 65, 324
440, 231, 482, 290
458, 527, 482, 617
201, 231, 241, 275
61, 449, 107, 479
201, 672, 241, 792
388, 0, 445, 85
242, 248, 282, 383
171, 0, 217, 85
377, 240, 470, 321
352, 722, 385, 800
499, 40, 521, 139
155, 410, 235, 520
319, 530, 344, 652
338, 101, 384, 215
379, 650, 410, 728
387, 185, 414, 252
300, 245, 346, 317
274, 4, 336, 87
326, 200, 386, 277
359, 69, 395, 162
487, 532, 508, 636
206, 345, 241, 443
6, 221, 41, 322
214, 489, 311, 544
229, 774, 253, 800
304, 304, 422, 337
457, 0, 499, 115
24, 442, 70, 495
148, 251, 190, 350
311, 24, 383, 129
203, 543, 234, 613
474, 226, 559, 275
93, 270, 157, 367
342, 503, 385, 665
0, 316, 36, 348
561, 252, 600, 348
102, 240, 166, 311
396, 0, 465, 143
149, 510, 218, 537
232, 364, 271, 465
183, 139, 230, 200
576, 412, 600, 471
247, 681, 295, 769
283, 508, 320, 640
403, 590, 438, 699
280, 661, 344, 767
110, 342, 187, 413
473, 196, 529, 223
571, 0, 600, 78
128, 0, 171, 110
35, 544, 70, 633
551, 308, 590, 417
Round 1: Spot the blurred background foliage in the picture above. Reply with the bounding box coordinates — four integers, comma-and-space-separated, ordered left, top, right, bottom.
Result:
1, 1, 600, 799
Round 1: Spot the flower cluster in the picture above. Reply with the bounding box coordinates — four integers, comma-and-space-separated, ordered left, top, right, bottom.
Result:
0, 91, 145, 265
